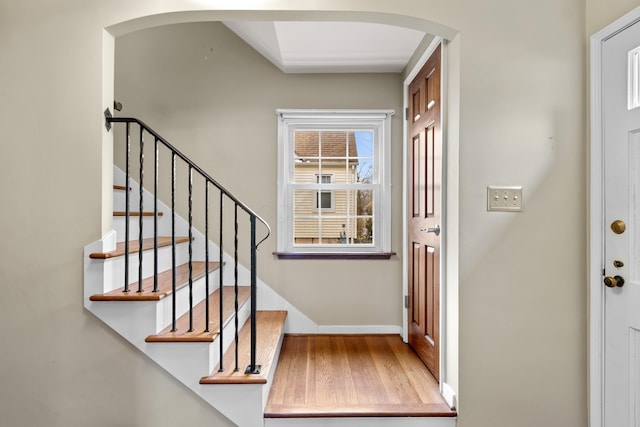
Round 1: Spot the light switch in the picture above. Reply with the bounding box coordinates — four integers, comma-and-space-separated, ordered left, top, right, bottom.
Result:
487, 186, 523, 212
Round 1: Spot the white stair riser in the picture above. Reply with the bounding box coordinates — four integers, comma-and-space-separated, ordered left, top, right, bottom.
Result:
113, 216, 163, 241
101, 244, 191, 292
155, 271, 221, 334
217, 294, 252, 370
113, 191, 150, 212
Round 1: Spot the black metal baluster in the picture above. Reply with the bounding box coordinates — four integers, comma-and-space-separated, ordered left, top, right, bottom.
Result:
204, 182, 210, 333
234, 203, 239, 372
137, 127, 144, 293
218, 192, 225, 372
245, 215, 260, 374
105, 117, 271, 375
188, 166, 194, 332
124, 122, 131, 293
171, 153, 177, 332
153, 137, 159, 293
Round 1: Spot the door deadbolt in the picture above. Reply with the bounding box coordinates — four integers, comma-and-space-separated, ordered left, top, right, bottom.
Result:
613, 260, 624, 268
611, 220, 626, 235
604, 275, 625, 288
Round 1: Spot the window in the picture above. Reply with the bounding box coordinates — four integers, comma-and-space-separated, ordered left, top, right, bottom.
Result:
276, 109, 394, 256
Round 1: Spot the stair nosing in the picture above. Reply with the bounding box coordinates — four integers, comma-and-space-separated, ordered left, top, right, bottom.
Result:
113, 211, 163, 217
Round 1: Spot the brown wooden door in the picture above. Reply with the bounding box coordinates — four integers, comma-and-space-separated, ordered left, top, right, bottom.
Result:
408, 44, 441, 381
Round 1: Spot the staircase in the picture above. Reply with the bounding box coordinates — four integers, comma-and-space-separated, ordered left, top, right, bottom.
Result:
84, 115, 456, 427
84, 115, 294, 427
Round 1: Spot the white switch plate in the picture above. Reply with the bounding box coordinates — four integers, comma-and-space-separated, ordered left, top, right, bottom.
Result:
487, 186, 523, 212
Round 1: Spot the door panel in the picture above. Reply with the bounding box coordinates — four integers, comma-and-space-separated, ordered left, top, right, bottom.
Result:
602, 19, 640, 427
408, 44, 441, 380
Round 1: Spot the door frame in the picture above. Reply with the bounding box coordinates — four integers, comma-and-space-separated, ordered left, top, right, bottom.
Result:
402, 36, 454, 404
589, 7, 640, 427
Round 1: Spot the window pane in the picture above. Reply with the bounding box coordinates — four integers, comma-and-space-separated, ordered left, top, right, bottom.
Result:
294, 189, 316, 216
294, 162, 319, 183
357, 190, 373, 216
293, 217, 319, 245
294, 131, 319, 159
320, 131, 350, 158
354, 131, 374, 158
355, 131, 374, 184
332, 163, 358, 184
320, 217, 349, 244
356, 217, 373, 244
356, 189, 373, 244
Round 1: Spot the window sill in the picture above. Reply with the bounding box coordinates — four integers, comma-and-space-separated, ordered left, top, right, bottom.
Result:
273, 252, 396, 260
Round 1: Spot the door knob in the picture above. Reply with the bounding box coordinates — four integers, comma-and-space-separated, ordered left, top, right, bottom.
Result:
611, 220, 626, 235
420, 224, 440, 236
604, 275, 625, 288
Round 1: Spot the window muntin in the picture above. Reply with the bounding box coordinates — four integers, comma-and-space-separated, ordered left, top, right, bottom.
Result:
277, 110, 393, 254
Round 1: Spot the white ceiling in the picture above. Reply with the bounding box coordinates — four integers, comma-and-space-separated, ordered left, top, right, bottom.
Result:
223, 21, 427, 74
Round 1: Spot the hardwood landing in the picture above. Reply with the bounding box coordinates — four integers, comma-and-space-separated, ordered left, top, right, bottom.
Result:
264, 334, 456, 419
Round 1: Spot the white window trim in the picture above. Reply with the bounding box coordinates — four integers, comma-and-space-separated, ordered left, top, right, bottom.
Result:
276, 109, 394, 254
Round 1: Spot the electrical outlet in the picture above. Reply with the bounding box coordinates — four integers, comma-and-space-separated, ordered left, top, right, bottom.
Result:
487, 186, 523, 212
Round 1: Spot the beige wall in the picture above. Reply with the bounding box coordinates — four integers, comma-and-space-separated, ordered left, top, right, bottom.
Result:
587, 0, 639, 35
114, 22, 404, 326
0, 0, 613, 426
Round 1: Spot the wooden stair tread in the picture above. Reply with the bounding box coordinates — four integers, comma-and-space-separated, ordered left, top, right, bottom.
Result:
89, 261, 220, 301
146, 286, 251, 343
113, 211, 163, 217
113, 185, 129, 191
200, 310, 287, 385
89, 236, 189, 259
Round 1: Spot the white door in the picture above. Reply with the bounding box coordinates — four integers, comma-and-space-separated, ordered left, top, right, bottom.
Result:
603, 17, 640, 427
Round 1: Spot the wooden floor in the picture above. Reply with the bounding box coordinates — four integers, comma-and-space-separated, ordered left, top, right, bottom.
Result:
264, 334, 456, 418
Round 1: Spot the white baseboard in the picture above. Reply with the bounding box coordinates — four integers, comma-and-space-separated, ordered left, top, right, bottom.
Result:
317, 325, 402, 335
441, 381, 457, 410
